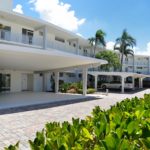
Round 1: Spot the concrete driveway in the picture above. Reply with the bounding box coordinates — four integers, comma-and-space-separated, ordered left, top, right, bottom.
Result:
0, 92, 92, 110
0, 89, 150, 150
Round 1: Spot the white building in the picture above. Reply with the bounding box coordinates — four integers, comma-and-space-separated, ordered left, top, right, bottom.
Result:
0, 0, 107, 95
122, 55, 150, 75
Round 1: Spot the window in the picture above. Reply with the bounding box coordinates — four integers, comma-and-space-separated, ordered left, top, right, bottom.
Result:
60, 73, 63, 77
137, 67, 142, 69
73, 43, 76, 47
67, 73, 76, 77
0, 24, 11, 40
83, 49, 88, 56
128, 66, 133, 69
39, 31, 43, 36
22, 28, 34, 44
0, 74, 11, 92
55, 37, 65, 43
78, 74, 82, 78
39, 73, 43, 77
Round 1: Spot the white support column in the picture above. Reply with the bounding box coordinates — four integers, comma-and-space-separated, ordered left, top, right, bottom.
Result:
76, 39, 79, 55
132, 77, 135, 90
140, 78, 143, 88
139, 78, 141, 88
43, 26, 47, 49
121, 76, 125, 93
82, 67, 88, 95
95, 75, 98, 91
54, 71, 59, 93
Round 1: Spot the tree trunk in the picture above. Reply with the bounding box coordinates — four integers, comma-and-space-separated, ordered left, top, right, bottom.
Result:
93, 44, 96, 58
121, 53, 124, 72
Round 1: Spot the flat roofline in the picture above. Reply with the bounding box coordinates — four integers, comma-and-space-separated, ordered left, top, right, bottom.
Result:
0, 10, 89, 46
88, 71, 150, 78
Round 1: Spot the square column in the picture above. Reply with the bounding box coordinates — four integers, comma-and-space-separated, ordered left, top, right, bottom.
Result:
95, 75, 98, 91
132, 77, 135, 90
121, 76, 125, 93
43, 26, 47, 49
139, 78, 143, 88
82, 67, 88, 95
54, 71, 59, 93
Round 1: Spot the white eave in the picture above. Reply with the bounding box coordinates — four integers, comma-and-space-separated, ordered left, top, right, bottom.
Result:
88, 71, 150, 78
0, 10, 90, 47
0, 43, 107, 71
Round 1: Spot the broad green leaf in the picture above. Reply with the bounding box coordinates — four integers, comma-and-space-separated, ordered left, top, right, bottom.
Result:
82, 127, 93, 140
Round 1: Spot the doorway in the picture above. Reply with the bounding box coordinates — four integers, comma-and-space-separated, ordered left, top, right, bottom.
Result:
22, 74, 27, 91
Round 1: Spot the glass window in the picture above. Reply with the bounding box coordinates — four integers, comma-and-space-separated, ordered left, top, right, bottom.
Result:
55, 37, 65, 43
0, 74, 11, 92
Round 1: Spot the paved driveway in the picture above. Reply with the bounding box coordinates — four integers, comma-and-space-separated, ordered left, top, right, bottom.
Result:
0, 89, 150, 150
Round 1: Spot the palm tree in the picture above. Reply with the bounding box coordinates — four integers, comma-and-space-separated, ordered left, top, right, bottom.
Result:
88, 29, 106, 57
114, 29, 136, 72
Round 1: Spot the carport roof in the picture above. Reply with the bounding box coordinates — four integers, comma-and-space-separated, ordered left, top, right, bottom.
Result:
88, 71, 150, 78
0, 43, 107, 71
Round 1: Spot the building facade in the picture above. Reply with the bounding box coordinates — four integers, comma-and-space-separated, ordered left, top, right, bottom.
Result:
122, 55, 150, 75
0, 0, 106, 94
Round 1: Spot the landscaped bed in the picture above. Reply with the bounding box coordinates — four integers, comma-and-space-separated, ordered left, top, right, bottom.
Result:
5, 94, 150, 150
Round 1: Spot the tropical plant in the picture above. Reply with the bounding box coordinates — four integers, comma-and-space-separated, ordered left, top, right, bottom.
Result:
114, 29, 136, 71
88, 29, 106, 57
78, 88, 96, 94
5, 94, 150, 149
96, 50, 121, 71
4, 142, 19, 150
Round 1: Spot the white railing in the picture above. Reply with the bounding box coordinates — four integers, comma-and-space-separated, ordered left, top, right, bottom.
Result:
0, 32, 44, 48
0, 31, 93, 57
0, 30, 11, 41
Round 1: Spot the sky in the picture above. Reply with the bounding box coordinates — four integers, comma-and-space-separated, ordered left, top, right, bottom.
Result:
12, 0, 150, 55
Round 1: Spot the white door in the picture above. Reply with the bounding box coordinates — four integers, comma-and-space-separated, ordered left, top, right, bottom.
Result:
33, 74, 43, 92
22, 74, 27, 91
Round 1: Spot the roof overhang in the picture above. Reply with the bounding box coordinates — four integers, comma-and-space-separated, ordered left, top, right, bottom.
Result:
0, 43, 107, 71
0, 10, 89, 47
88, 71, 150, 78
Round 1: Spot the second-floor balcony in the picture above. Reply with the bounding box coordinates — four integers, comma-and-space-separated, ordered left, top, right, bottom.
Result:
0, 29, 43, 48
0, 30, 91, 57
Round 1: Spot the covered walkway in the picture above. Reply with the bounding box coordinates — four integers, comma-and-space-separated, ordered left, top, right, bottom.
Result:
0, 43, 107, 95
88, 71, 150, 93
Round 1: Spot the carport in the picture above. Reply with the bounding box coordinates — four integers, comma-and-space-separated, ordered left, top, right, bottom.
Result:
0, 43, 107, 95
88, 71, 150, 93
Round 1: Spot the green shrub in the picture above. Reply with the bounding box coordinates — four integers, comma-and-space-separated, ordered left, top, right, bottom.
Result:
5, 94, 150, 150
59, 83, 71, 93
4, 142, 19, 150
78, 88, 96, 94
87, 88, 96, 94
60, 82, 82, 93
78, 88, 83, 94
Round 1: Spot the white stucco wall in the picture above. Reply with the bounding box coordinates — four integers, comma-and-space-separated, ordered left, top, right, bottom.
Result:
11, 71, 22, 92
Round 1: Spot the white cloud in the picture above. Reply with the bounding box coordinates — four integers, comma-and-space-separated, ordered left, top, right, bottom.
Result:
135, 42, 150, 55
13, 4, 24, 14
106, 41, 115, 50
29, 0, 86, 31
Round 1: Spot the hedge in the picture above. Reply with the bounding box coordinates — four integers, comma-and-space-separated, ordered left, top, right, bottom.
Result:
5, 94, 150, 150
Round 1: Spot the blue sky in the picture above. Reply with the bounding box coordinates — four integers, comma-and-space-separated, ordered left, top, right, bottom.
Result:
13, 0, 150, 54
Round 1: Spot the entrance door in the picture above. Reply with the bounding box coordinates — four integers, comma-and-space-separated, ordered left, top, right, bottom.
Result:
22, 74, 27, 91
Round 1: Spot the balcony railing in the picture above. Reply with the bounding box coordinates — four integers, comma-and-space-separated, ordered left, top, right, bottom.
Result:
0, 31, 92, 57
0, 30, 11, 41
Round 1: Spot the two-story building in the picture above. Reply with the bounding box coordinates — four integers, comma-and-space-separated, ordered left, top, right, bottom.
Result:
122, 55, 150, 75
0, 0, 107, 95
